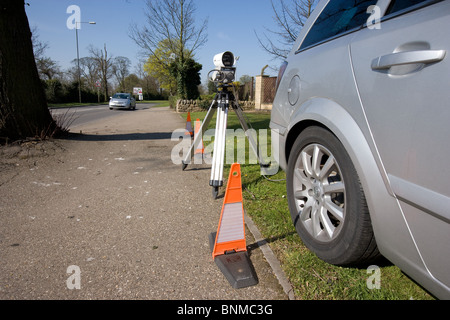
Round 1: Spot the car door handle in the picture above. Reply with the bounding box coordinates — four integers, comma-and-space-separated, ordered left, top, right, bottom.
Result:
371, 50, 446, 70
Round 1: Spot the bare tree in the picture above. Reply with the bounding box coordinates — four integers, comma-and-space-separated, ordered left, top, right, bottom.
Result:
112, 56, 131, 92
31, 26, 61, 80
130, 0, 207, 62
31, 26, 48, 60
256, 0, 318, 60
129, 0, 208, 98
134, 60, 160, 97
76, 57, 100, 89
35, 57, 61, 80
0, 1, 56, 140
88, 44, 113, 101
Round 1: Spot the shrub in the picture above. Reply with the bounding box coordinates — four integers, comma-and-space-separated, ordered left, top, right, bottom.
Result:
168, 95, 178, 109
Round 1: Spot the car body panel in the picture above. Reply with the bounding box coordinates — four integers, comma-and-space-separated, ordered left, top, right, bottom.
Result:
270, 0, 450, 298
350, 0, 450, 292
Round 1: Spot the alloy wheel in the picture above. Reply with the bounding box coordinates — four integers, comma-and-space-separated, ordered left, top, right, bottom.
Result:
292, 143, 345, 243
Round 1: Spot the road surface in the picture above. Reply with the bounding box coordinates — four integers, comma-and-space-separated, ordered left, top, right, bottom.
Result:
0, 106, 289, 301
50, 103, 156, 130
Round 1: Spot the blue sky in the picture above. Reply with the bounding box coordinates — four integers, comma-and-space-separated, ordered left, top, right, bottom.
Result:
26, 0, 285, 85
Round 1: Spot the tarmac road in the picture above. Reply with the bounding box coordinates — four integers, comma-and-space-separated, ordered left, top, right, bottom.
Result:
0, 106, 289, 300
49, 103, 155, 129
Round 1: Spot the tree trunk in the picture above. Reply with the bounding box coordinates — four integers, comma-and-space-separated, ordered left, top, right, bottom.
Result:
0, 0, 56, 141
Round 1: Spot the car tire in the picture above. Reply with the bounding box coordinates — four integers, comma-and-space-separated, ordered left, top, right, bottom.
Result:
286, 126, 380, 266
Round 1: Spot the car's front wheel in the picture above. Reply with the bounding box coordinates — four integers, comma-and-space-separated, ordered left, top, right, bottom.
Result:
286, 126, 380, 266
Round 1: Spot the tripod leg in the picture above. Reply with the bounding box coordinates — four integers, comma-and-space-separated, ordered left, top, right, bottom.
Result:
217, 106, 228, 189
212, 186, 219, 199
181, 99, 217, 170
210, 99, 228, 197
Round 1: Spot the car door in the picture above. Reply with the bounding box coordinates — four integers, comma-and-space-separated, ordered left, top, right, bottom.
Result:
350, 0, 450, 289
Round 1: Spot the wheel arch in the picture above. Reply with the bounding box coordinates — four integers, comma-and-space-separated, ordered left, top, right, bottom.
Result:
285, 119, 326, 167
285, 98, 394, 253
284, 98, 436, 294
286, 98, 373, 184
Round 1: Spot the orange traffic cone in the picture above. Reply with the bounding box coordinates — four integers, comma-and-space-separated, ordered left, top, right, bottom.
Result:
185, 112, 193, 137
194, 119, 204, 155
209, 163, 258, 288
193, 119, 204, 164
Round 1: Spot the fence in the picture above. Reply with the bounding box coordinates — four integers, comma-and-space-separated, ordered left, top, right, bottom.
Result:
255, 75, 277, 110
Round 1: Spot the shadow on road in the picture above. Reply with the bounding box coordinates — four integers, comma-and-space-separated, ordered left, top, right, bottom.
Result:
67, 132, 174, 141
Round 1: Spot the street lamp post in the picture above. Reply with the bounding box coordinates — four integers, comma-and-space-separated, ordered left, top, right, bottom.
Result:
75, 21, 96, 104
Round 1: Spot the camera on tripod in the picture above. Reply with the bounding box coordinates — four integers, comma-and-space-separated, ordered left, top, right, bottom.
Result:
182, 50, 271, 197
210, 51, 237, 85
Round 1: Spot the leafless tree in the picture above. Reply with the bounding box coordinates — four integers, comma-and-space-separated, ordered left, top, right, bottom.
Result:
31, 26, 61, 80
75, 57, 100, 89
88, 44, 114, 101
134, 60, 160, 97
256, 0, 318, 60
31, 26, 48, 60
129, 0, 208, 63
129, 0, 207, 98
112, 56, 131, 91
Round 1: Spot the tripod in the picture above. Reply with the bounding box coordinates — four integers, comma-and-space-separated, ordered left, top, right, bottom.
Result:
182, 84, 268, 199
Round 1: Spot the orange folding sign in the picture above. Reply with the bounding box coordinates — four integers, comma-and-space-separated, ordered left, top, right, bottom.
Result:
212, 163, 246, 258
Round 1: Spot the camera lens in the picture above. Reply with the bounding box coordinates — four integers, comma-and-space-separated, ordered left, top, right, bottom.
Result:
222, 52, 234, 67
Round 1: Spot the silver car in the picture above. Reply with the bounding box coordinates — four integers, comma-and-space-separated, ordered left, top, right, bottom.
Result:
270, 0, 449, 299
109, 93, 136, 110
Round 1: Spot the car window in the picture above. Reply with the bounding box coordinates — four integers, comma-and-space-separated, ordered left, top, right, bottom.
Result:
113, 94, 129, 99
298, 0, 379, 51
386, 0, 431, 15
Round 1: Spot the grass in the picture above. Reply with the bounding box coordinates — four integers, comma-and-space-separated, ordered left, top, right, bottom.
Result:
142, 100, 170, 107
180, 110, 434, 300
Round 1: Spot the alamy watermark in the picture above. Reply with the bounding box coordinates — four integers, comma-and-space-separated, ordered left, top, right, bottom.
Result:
367, 5, 381, 30
66, 265, 81, 290
367, 265, 381, 290
66, 5, 81, 30
171, 124, 280, 176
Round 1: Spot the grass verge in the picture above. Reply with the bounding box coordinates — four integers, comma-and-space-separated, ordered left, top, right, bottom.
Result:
138, 100, 170, 107
180, 110, 434, 300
